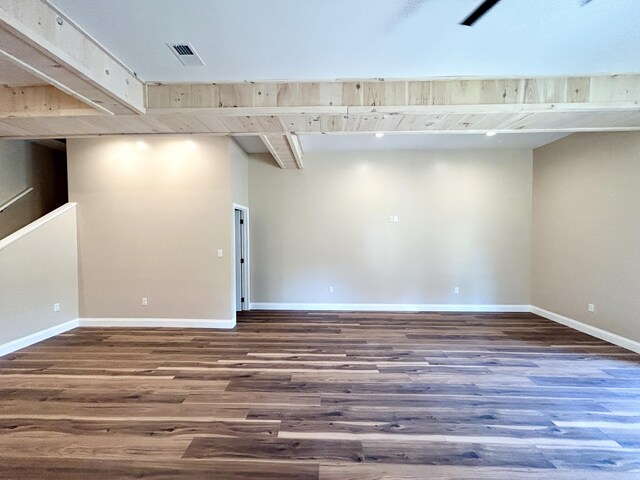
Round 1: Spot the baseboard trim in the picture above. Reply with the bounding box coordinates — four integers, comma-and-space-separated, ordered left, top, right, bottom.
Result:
4, 309, 636, 358
0, 319, 79, 357
250, 303, 531, 313
531, 306, 640, 354
78, 318, 236, 329
0, 317, 236, 357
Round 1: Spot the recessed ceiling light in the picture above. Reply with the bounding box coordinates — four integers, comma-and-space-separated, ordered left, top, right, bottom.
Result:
375, 132, 385, 138
486, 132, 497, 137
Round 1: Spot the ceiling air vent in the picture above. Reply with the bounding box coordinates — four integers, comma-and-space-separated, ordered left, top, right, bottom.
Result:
168, 43, 205, 66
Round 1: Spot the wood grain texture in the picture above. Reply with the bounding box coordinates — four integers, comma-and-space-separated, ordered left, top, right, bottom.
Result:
0, 0, 145, 114
0, 75, 639, 141
259, 133, 301, 169
0, 85, 99, 118
146, 76, 640, 110
0, 310, 638, 479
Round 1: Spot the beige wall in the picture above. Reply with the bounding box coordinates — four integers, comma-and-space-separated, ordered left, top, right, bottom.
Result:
0, 140, 68, 239
230, 139, 250, 207
0, 204, 78, 345
249, 150, 533, 306
532, 132, 640, 342
67, 136, 234, 321
2, 131, 636, 346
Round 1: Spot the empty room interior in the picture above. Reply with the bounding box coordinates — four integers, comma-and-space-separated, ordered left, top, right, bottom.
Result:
1, 0, 639, 478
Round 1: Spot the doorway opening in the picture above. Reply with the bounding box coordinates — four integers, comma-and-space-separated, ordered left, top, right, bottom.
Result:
233, 205, 249, 312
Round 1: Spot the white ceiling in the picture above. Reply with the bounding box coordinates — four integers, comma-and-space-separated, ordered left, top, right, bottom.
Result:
0, 58, 46, 86
233, 136, 271, 154
48, 0, 640, 83
234, 132, 570, 154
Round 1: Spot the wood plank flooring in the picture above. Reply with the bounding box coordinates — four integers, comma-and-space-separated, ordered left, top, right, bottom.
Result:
0, 310, 639, 479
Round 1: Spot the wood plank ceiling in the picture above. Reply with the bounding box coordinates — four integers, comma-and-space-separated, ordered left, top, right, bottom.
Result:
1, 0, 639, 169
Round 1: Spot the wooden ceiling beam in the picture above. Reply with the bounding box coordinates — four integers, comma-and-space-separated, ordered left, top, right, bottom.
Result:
0, 0, 145, 115
0, 109, 638, 139
0, 85, 100, 118
147, 75, 640, 115
285, 133, 304, 168
260, 134, 302, 169
0, 76, 638, 137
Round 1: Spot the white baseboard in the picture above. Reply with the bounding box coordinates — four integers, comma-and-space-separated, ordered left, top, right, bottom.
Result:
251, 303, 640, 354
250, 303, 531, 313
531, 306, 640, 354
0, 317, 236, 357
4, 309, 636, 359
0, 319, 79, 357
79, 318, 236, 329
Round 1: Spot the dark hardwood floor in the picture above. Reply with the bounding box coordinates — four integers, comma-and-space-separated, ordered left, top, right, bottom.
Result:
0, 311, 639, 479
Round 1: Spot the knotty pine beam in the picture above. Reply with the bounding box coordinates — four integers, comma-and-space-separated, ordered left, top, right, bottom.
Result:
0, 85, 100, 118
146, 75, 640, 115
286, 133, 304, 168
260, 134, 302, 169
0, 0, 145, 115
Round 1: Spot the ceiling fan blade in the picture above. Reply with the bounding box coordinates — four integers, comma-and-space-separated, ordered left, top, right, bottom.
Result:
460, 0, 501, 26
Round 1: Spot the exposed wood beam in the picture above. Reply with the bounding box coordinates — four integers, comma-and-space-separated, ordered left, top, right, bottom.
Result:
0, 76, 638, 138
0, 85, 100, 118
285, 133, 304, 168
260, 134, 301, 169
147, 75, 640, 116
0, 109, 638, 139
0, 0, 145, 115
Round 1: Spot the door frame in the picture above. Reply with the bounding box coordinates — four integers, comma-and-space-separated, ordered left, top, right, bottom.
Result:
232, 203, 250, 314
